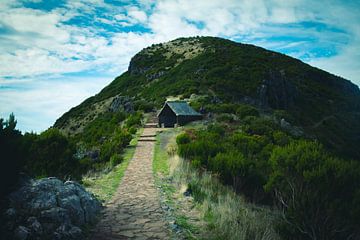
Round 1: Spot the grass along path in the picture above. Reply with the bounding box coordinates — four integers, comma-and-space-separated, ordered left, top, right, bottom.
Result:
154, 127, 280, 240
153, 129, 204, 240
83, 128, 143, 202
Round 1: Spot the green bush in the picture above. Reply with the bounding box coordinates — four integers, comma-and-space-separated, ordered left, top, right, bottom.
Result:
176, 132, 191, 145
128, 126, 137, 135
265, 140, 360, 239
236, 104, 259, 119
125, 111, 143, 128
24, 128, 80, 179
0, 114, 23, 196
216, 113, 235, 123
110, 153, 123, 166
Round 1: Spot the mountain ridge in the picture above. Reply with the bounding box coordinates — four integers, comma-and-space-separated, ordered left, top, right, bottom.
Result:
54, 36, 360, 159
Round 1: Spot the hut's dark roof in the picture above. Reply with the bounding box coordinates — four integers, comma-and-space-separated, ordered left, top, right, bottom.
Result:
163, 101, 201, 116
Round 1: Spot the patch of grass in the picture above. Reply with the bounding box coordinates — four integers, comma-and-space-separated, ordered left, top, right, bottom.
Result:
153, 129, 202, 239
153, 133, 169, 176
173, 158, 280, 240
83, 128, 143, 202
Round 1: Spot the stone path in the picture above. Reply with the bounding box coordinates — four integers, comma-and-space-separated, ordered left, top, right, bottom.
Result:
91, 124, 170, 240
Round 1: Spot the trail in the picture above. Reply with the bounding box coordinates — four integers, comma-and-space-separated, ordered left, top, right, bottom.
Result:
91, 123, 170, 240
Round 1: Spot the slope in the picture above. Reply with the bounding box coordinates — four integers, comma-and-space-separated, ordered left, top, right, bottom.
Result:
54, 36, 360, 159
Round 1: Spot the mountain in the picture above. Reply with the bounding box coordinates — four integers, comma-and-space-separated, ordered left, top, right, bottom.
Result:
54, 36, 360, 159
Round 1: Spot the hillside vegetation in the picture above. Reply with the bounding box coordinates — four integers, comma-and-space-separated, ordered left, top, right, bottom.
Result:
55, 36, 360, 160
50, 36, 360, 239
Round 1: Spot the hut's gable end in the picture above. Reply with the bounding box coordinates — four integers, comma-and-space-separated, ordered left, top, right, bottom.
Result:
158, 104, 177, 127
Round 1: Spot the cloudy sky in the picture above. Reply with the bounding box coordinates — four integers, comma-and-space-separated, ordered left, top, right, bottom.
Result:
1, 0, 359, 132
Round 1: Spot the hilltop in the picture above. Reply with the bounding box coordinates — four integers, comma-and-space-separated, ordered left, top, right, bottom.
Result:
55, 36, 360, 160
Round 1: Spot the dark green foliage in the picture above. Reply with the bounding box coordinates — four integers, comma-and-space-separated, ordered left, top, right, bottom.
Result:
110, 153, 123, 167
177, 122, 273, 202
265, 140, 360, 239
125, 111, 143, 128
236, 104, 259, 118
78, 111, 126, 146
54, 36, 360, 159
177, 115, 360, 239
134, 100, 155, 112
99, 128, 132, 162
0, 113, 22, 197
23, 128, 80, 179
176, 132, 191, 145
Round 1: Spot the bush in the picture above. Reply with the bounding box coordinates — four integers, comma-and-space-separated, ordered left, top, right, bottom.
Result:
110, 154, 123, 166
134, 100, 154, 112
236, 104, 259, 119
216, 113, 235, 123
0, 114, 23, 196
24, 128, 80, 179
265, 140, 360, 239
176, 132, 191, 145
128, 126, 137, 135
125, 112, 143, 128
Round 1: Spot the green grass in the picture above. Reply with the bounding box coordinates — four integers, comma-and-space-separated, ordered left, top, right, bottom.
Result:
82, 128, 143, 202
173, 156, 280, 240
153, 134, 170, 176
153, 129, 201, 239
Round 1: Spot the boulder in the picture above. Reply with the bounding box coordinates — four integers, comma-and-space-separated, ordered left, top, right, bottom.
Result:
4, 177, 101, 240
109, 95, 134, 113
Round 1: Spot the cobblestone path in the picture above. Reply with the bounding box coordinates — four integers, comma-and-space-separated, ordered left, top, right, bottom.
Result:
91, 125, 170, 240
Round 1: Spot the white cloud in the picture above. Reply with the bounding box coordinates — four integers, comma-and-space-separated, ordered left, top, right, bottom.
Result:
127, 7, 148, 23
1, 0, 360, 132
0, 76, 112, 133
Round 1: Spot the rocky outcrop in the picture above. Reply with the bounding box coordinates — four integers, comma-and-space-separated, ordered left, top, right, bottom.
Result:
109, 95, 134, 113
4, 177, 101, 240
258, 70, 298, 109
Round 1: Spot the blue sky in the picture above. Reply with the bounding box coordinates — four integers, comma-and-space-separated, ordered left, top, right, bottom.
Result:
1, 0, 359, 132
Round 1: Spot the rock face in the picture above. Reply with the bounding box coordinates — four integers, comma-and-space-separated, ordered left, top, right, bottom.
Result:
4, 177, 101, 240
109, 95, 134, 113
258, 70, 298, 109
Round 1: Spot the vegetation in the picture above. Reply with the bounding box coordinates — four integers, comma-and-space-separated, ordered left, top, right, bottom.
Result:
155, 128, 280, 240
0, 114, 23, 197
0, 109, 143, 190
176, 114, 360, 239
55, 36, 360, 160
83, 129, 143, 202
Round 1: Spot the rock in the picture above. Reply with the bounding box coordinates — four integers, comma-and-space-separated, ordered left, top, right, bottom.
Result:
58, 195, 84, 225
54, 224, 83, 240
27, 216, 43, 235
14, 226, 30, 240
280, 118, 291, 129
258, 70, 298, 109
27, 191, 57, 213
109, 95, 134, 113
280, 118, 304, 137
4, 177, 101, 240
40, 207, 70, 227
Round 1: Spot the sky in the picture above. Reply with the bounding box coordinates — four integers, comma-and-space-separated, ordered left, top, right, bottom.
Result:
0, 0, 359, 133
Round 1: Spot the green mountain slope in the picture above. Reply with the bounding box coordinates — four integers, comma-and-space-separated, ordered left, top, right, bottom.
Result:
54, 36, 360, 159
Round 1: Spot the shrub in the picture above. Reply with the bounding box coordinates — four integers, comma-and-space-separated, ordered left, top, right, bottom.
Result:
128, 126, 137, 135
110, 154, 123, 166
265, 140, 360, 239
216, 113, 235, 123
236, 104, 259, 119
0, 114, 23, 196
24, 128, 80, 179
176, 132, 191, 145
125, 112, 143, 128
